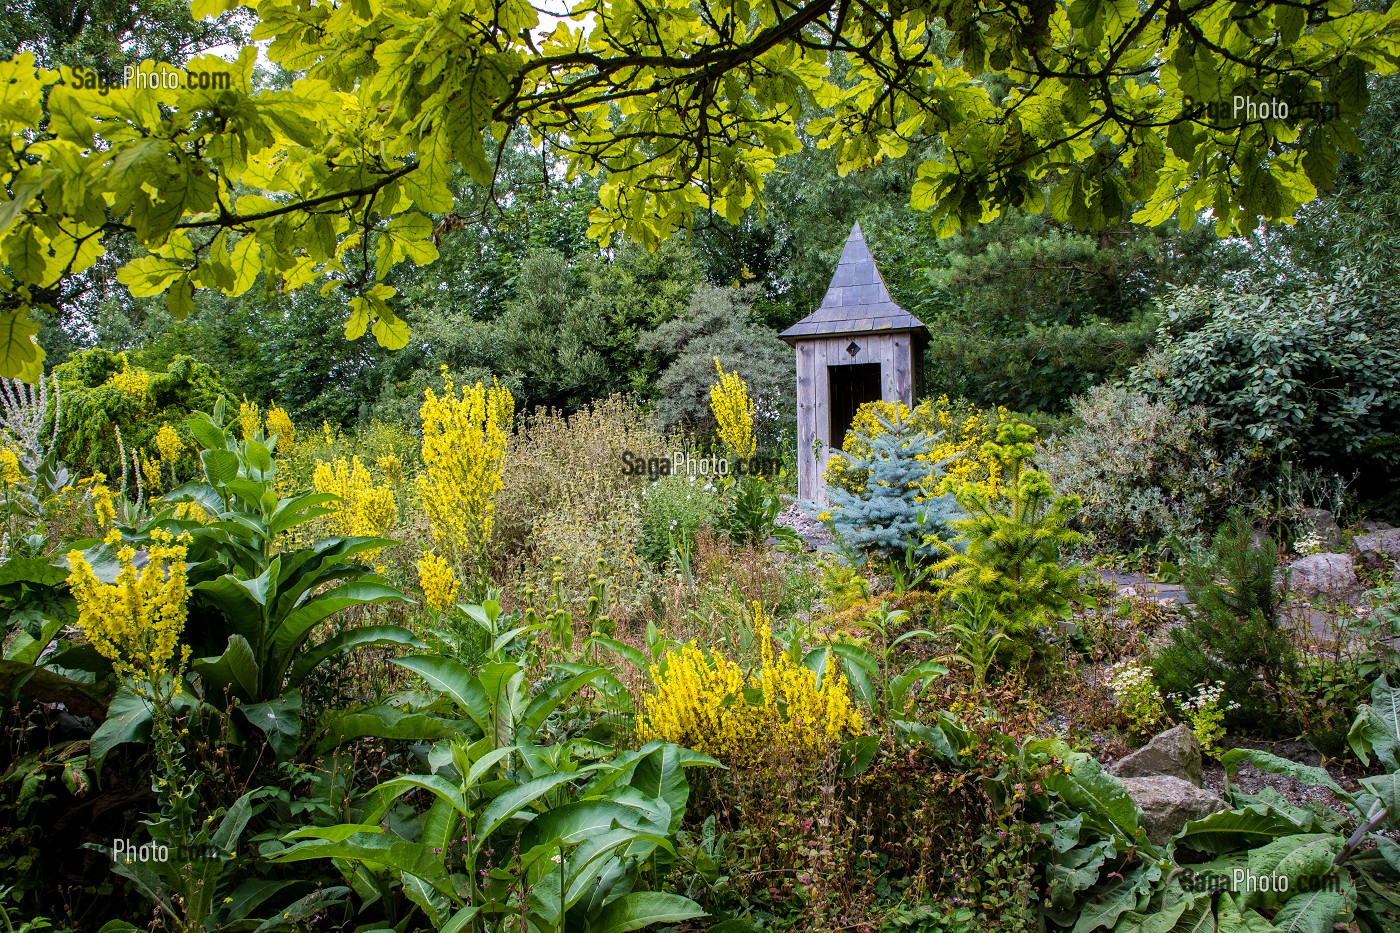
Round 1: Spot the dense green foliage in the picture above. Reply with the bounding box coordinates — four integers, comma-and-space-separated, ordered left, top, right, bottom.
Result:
1043, 384, 1253, 552
933, 422, 1086, 648
9, 3, 1400, 931
5, 0, 1400, 379
639, 285, 794, 436
1152, 514, 1299, 733
50, 348, 227, 476
1131, 278, 1400, 480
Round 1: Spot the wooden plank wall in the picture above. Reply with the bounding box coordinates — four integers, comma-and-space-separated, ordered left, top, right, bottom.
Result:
795, 332, 918, 504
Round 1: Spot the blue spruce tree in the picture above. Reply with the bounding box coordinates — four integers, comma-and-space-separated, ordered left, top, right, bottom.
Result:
820, 408, 963, 558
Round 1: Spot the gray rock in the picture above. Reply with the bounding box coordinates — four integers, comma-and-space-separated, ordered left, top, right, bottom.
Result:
1300, 508, 1347, 553
1289, 553, 1359, 596
1119, 775, 1226, 845
1111, 724, 1205, 787
1353, 529, 1400, 570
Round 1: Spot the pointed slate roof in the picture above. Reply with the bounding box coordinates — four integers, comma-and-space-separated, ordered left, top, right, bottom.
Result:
779, 222, 928, 345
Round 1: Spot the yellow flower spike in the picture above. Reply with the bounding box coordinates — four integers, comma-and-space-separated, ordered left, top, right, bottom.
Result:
265, 405, 295, 447
0, 447, 23, 485
88, 473, 115, 527
313, 456, 397, 561
154, 423, 183, 463
709, 359, 757, 460
375, 450, 404, 486
66, 528, 191, 686
417, 551, 459, 611
236, 396, 261, 440
415, 374, 512, 579
637, 607, 861, 770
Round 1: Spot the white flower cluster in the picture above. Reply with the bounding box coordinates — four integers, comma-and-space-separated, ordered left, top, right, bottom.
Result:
1106, 661, 1156, 696
1294, 531, 1323, 557
1170, 680, 1240, 713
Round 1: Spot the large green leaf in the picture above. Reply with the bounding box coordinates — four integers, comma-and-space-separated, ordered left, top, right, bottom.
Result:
2, 613, 63, 665
400, 870, 451, 929
267, 491, 338, 536
365, 774, 469, 822
273, 831, 453, 896
215, 879, 308, 925
1070, 872, 1140, 933
248, 886, 350, 933
589, 892, 705, 933
0, 659, 109, 717
90, 685, 153, 770
1348, 675, 1400, 771
313, 704, 470, 754
479, 660, 524, 745
624, 740, 720, 833
393, 655, 492, 734
1112, 884, 1195, 932
1269, 888, 1347, 933
476, 771, 584, 844
1041, 746, 1149, 853
889, 658, 949, 714
192, 634, 259, 701
273, 581, 407, 655
289, 624, 424, 685
1175, 805, 1310, 855
519, 800, 644, 851
1214, 892, 1275, 933
1243, 834, 1342, 911
591, 636, 650, 672
0, 555, 69, 587
1356, 773, 1400, 831
192, 575, 267, 640
521, 665, 608, 734
239, 690, 303, 760
212, 786, 273, 853
1220, 749, 1352, 808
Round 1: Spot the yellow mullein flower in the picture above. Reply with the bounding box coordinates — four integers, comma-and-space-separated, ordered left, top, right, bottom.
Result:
88, 473, 116, 527
375, 450, 404, 487
709, 358, 756, 459
416, 551, 459, 611
0, 447, 22, 485
66, 528, 192, 685
237, 397, 261, 440
416, 371, 513, 576
139, 450, 161, 493
313, 456, 397, 560
264, 405, 295, 447
637, 604, 862, 769
154, 423, 183, 463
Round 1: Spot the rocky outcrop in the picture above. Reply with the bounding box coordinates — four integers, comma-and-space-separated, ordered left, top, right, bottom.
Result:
1353, 529, 1400, 571
1119, 776, 1226, 845
1110, 724, 1205, 787
1289, 553, 1359, 596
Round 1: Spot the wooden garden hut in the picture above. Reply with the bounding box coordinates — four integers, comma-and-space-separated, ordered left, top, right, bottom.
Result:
780, 222, 929, 504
